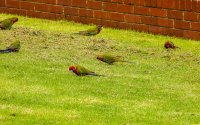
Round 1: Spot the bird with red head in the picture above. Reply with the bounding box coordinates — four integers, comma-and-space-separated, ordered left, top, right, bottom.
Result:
164, 41, 179, 49
0, 17, 18, 30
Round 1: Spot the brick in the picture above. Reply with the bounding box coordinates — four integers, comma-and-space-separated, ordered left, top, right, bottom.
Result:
168, 0, 174, 9
27, 10, 41, 18
104, 2, 118, 11
132, 24, 148, 32
43, 0, 56, 4
157, 18, 173, 28
174, 20, 190, 30
163, 0, 168, 8
79, 8, 93, 18
149, 26, 165, 35
110, 12, 124, 21
192, 0, 198, 12
186, 0, 191, 11
64, 7, 78, 15
29, 0, 43, 2
191, 22, 200, 31
183, 30, 199, 40
42, 12, 55, 20
13, 9, 27, 16
174, 0, 179, 10
157, 0, 162, 8
199, 2, 200, 12
112, 0, 118, 2
184, 12, 198, 21
65, 15, 71, 21
7, 0, 20, 8
56, 14, 65, 20
0, 7, 13, 14
123, 0, 134, 4
145, 0, 151, 6
119, 4, 133, 13
57, 0, 71, 6
180, 0, 185, 10
94, 10, 109, 19
0, 0, 6, 6
117, 22, 132, 30
135, 0, 139, 5
102, 20, 117, 28
166, 28, 182, 37
72, 0, 86, 8
49, 5, 63, 14
151, 0, 157, 7
167, 10, 183, 19
141, 16, 157, 25
140, 0, 145, 6
134, 6, 150, 15
86, 18, 102, 25
151, 8, 166, 17
101, 0, 112, 2
21, 1, 34, 10
125, 14, 140, 23
88, 1, 102, 10
71, 16, 86, 23
35, 3, 49, 12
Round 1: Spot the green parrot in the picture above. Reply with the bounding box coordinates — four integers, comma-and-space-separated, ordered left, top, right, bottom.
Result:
97, 54, 135, 64
69, 65, 103, 76
0, 41, 21, 53
0, 17, 18, 30
71, 25, 103, 36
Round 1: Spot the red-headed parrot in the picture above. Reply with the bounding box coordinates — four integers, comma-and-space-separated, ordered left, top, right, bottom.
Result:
0, 41, 21, 53
164, 41, 179, 49
69, 65, 103, 76
97, 54, 135, 64
0, 17, 18, 30
71, 25, 103, 36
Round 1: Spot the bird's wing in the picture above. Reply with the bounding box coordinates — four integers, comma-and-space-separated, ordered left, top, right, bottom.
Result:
7, 41, 21, 50
1, 19, 13, 28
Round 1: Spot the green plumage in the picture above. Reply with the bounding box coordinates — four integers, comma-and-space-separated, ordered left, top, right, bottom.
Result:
72, 25, 103, 36
0, 17, 18, 30
69, 65, 103, 76
97, 54, 135, 64
75, 65, 94, 76
0, 40, 21, 53
7, 40, 20, 49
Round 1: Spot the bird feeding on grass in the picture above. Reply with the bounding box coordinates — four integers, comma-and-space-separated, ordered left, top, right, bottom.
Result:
97, 54, 135, 64
71, 25, 103, 36
0, 17, 18, 30
0, 41, 21, 53
69, 65, 103, 76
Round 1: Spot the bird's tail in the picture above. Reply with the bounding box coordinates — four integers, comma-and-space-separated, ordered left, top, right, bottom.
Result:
175, 46, 180, 49
0, 49, 12, 53
120, 60, 136, 63
88, 73, 104, 76
69, 33, 82, 35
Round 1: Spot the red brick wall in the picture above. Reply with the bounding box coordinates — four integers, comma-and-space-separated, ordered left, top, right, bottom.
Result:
0, 0, 200, 40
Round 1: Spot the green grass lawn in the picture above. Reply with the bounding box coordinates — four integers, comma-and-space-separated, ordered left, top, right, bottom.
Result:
0, 13, 200, 124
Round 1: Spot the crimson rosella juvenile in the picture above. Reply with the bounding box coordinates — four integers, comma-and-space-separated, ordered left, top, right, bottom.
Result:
0, 17, 18, 30
69, 65, 103, 76
164, 41, 179, 49
97, 54, 135, 64
0, 41, 21, 53
71, 25, 103, 36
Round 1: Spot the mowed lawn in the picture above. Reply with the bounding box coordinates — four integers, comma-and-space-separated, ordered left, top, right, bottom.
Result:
0, 13, 200, 124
